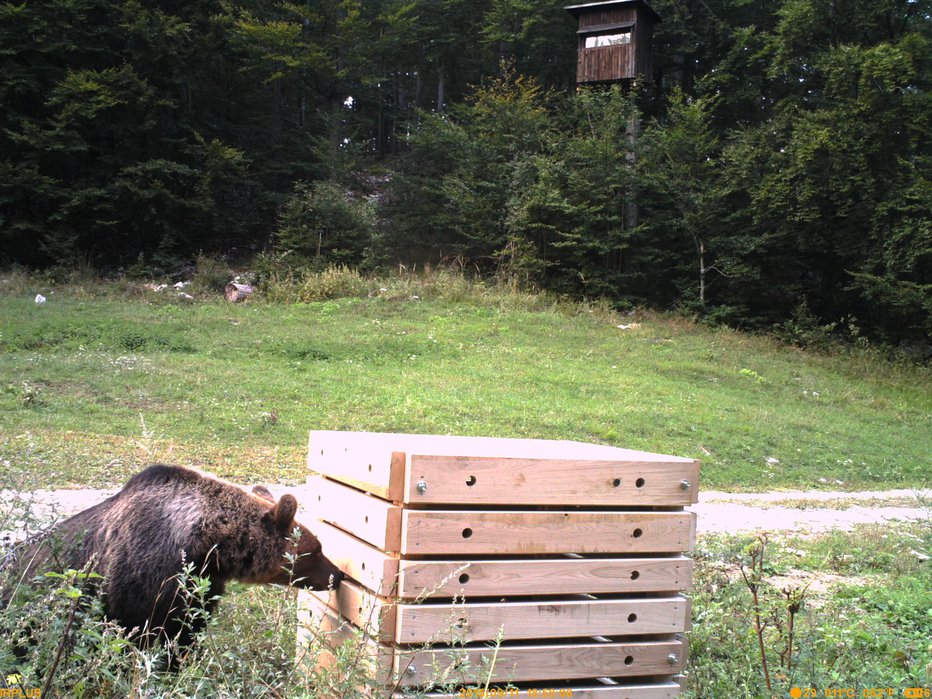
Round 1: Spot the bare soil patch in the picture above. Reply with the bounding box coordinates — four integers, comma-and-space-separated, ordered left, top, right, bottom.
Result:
696, 488, 930, 535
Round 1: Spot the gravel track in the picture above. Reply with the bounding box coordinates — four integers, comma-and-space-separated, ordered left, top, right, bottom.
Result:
4, 487, 929, 537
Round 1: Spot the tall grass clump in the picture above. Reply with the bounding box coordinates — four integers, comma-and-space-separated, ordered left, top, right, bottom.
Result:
255, 259, 560, 313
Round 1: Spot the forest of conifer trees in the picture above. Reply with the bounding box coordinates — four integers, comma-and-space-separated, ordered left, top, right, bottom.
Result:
0, 0, 928, 343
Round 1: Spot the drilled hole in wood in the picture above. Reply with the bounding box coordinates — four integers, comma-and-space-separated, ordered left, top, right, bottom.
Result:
635, 477, 645, 488
361, 562, 366, 571
612, 478, 621, 487
630, 570, 640, 580
466, 475, 477, 486
628, 613, 638, 623
462, 528, 473, 539
365, 516, 369, 524
368, 464, 372, 472
632, 528, 643, 538
624, 655, 634, 666
459, 573, 470, 584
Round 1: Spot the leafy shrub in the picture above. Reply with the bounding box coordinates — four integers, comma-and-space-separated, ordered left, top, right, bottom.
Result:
272, 181, 375, 267
293, 265, 373, 301
189, 253, 231, 296
773, 301, 845, 353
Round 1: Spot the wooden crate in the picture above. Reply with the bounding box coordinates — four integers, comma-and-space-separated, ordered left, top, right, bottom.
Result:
298, 431, 699, 698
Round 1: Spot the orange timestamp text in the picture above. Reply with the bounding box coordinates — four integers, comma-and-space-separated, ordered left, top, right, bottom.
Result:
790, 689, 930, 699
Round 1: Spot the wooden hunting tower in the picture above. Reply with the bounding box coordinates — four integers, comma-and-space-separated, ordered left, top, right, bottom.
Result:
566, 0, 661, 85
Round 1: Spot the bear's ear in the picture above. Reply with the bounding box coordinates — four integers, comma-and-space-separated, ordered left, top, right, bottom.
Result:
269, 494, 298, 533
252, 485, 275, 504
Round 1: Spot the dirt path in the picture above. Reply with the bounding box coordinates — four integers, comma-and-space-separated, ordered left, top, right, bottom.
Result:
4, 486, 929, 537
696, 488, 929, 535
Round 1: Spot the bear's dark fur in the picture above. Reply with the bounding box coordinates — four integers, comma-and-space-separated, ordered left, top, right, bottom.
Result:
6, 464, 343, 652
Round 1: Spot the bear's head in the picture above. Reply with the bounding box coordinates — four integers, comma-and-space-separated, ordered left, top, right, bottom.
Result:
249, 487, 345, 591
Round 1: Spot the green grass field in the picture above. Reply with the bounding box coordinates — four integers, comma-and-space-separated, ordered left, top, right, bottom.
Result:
0, 275, 928, 491
1, 273, 929, 697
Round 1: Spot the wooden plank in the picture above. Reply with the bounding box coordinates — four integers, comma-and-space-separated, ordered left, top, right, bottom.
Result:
309, 579, 396, 644
407, 455, 699, 506
298, 591, 396, 686
299, 524, 693, 598
297, 588, 354, 655
576, 5, 638, 29
301, 594, 685, 696
395, 596, 691, 644
409, 682, 684, 699
307, 475, 403, 551
308, 431, 698, 504
305, 519, 401, 596
393, 639, 686, 686
398, 557, 693, 598
311, 581, 690, 645
308, 430, 405, 501
401, 511, 696, 556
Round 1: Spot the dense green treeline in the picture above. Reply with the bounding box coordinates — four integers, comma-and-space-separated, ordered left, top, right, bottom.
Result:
0, 0, 929, 342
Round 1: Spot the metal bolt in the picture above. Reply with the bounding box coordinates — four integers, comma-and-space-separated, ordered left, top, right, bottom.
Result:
667, 653, 679, 665
416, 480, 428, 494
405, 665, 417, 675
680, 479, 691, 490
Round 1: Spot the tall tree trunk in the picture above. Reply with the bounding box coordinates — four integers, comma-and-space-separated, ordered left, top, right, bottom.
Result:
437, 64, 446, 112
696, 234, 707, 304
395, 74, 406, 154
414, 66, 423, 110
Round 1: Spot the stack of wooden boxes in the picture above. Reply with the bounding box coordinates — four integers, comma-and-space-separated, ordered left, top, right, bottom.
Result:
299, 431, 699, 698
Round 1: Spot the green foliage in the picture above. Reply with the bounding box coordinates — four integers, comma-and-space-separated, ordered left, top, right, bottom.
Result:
272, 181, 376, 267
383, 0, 931, 343
0, 278, 929, 491
0, 314, 196, 354
638, 88, 725, 307
774, 301, 850, 352
686, 526, 932, 697
0, 0, 324, 268
0, 0, 929, 343
261, 264, 373, 302
382, 63, 555, 272
189, 253, 232, 296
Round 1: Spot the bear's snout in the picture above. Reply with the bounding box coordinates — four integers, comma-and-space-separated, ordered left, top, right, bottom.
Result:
328, 569, 345, 589
312, 555, 345, 591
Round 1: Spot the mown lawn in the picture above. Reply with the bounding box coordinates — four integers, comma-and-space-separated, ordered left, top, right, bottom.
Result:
0, 281, 929, 490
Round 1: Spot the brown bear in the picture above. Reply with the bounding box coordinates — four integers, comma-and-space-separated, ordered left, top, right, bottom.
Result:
6, 464, 344, 655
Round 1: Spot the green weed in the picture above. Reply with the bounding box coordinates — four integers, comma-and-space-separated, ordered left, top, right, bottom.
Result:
686, 525, 932, 697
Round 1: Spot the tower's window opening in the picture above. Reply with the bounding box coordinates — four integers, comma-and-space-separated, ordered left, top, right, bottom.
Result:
585, 31, 631, 48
